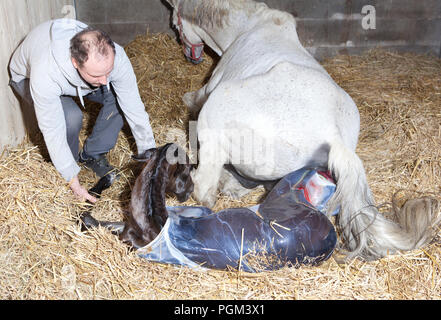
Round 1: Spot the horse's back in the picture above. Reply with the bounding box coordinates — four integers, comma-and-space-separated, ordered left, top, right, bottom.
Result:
206, 24, 325, 93
201, 61, 355, 134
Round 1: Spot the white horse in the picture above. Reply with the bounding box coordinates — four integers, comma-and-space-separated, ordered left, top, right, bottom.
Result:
165, 0, 440, 261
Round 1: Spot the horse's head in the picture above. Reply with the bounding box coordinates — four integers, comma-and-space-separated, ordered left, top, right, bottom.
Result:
166, 0, 205, 64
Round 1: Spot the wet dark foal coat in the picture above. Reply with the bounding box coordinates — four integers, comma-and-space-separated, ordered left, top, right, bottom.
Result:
80, 143, 194, 249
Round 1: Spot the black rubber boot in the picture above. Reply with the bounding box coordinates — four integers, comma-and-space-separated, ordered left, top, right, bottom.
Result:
79, 150, 116, 178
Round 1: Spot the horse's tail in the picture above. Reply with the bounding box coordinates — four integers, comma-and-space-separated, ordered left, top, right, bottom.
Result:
327, 139, 441, 261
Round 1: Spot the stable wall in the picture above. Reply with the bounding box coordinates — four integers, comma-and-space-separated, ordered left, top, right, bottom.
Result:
76, 0, 441, 59
0, 0, 74, 152
267, 0, 441, 58
75, 0, 172, 46
1, 0, 441, 152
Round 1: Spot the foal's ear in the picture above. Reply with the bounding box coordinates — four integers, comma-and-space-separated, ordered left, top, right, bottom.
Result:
132, 148, 157, 162
165, 0, 178, 8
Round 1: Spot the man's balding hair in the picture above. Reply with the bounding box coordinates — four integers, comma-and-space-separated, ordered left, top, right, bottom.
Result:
70, 27, 116, 67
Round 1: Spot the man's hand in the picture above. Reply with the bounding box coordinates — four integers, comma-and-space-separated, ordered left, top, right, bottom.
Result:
69, 176, 97, 203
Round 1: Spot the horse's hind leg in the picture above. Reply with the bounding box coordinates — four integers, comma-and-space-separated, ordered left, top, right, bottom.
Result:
219, 167, 254, 200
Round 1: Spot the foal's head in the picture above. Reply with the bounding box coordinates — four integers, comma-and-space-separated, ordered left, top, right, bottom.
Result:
134, 143, 194, 202
163, 143, 194, 202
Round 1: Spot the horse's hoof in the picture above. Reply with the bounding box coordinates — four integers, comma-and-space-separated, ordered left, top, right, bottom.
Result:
192, 186, 216, 208
201, 196, 216, 209
192, 189, 213, 208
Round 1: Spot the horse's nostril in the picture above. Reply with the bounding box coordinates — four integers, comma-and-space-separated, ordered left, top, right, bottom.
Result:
186, 56, 203, 65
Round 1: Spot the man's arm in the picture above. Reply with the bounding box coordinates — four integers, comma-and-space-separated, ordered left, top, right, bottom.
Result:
110, 45, 156, 154
30, 72, 96, 202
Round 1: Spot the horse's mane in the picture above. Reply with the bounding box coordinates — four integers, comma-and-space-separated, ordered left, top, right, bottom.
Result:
180, 0, 296, 28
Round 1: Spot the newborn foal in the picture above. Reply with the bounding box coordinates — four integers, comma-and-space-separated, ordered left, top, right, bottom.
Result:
80, 143, 194, 249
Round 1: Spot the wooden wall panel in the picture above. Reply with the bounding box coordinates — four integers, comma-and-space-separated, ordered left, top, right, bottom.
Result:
0, 0, 74, 151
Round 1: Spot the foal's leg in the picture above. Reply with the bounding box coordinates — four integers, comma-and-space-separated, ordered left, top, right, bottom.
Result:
80, 172, 125, 234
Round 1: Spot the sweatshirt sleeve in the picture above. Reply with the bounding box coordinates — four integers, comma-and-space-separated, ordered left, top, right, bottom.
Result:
29, 69, 80, 182
110, 46, 156, 154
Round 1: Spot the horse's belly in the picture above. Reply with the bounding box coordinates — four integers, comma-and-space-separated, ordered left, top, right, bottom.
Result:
219, 113, 335, 180
232, 139, 329, 180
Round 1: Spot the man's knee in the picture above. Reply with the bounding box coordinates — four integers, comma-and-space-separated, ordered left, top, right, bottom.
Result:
100, 89, 124, 126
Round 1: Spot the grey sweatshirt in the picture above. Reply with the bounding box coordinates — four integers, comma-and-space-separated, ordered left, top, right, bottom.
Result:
9, 19, 156, 182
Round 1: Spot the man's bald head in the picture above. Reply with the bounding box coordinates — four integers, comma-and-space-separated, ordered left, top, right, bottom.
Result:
70, 27, 116, 68
70, 28, 116, 87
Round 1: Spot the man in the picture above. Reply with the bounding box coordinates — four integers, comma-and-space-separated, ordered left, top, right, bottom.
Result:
9, 19, 156, 203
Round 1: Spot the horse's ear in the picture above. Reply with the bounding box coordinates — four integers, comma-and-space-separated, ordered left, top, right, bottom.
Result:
165, 0, 178, 8
132, 148, 157, 162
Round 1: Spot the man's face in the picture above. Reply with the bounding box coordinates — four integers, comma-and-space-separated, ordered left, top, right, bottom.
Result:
71, 52, 115, 88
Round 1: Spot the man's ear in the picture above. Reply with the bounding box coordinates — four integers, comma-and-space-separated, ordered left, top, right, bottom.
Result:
71, 57, 79, 69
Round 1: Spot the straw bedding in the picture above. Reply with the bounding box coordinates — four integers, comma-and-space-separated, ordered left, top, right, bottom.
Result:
0, 32, 440, 300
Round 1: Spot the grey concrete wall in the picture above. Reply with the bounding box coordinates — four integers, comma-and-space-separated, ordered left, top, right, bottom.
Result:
274, 0, 441, 59
76, 0, 441, 59
75, 0, 173, 46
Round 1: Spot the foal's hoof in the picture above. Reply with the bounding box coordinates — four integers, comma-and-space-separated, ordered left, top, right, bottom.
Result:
80, 212, 100, 231
89, 171, 119, 198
